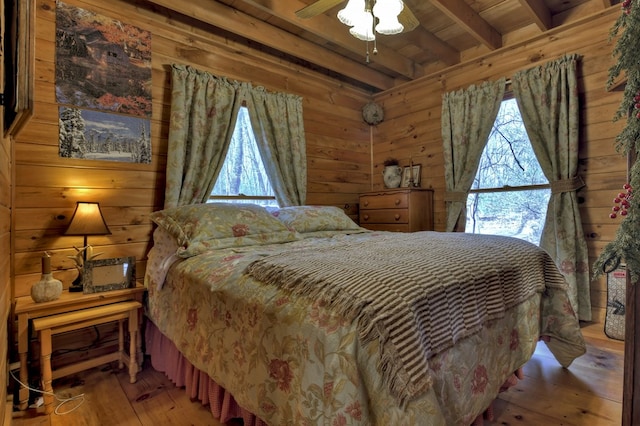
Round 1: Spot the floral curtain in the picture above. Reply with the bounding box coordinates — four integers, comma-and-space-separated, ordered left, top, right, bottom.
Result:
165, 64, 240, 208
441, 79, 506, 231
164, 64, 307, 208
512, 54, 591, 321
244, 86, 307, 206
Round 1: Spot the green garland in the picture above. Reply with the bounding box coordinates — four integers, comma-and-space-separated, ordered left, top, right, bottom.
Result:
593, 0, 640, 280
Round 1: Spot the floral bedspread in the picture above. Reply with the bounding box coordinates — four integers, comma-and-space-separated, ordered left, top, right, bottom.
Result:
146, 232, 586, 426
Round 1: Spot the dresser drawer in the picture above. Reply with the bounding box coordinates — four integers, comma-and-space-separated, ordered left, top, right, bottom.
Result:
360, 209, 408, 225
360, 192, 409, 210
360, 223, 410, 232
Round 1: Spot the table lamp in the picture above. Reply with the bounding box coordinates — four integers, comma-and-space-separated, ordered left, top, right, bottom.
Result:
64, 201, 111, 292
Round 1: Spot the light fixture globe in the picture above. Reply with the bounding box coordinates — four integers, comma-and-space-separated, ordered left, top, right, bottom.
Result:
374, 0, 404, 35
337, 0, 366, 27
375, 18, 404, 35
372, 0, 404, 16
349, 10, 375, 41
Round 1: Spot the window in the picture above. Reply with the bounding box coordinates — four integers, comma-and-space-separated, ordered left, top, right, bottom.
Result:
466, 97, 550, 245
209, 107, 278, 208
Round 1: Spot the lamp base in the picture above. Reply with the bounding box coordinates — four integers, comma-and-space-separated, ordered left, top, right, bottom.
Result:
68, 272, 83, 292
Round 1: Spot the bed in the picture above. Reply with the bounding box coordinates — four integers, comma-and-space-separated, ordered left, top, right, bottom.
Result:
143, 202, 586, 425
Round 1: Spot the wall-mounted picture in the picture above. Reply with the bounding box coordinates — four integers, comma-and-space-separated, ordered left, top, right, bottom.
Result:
55, 1, 152, 118
3, 0, 34, 135
59, 107, 151, 163
402, 164, 421, 187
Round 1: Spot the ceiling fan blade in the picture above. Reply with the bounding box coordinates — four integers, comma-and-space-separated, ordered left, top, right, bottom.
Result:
399, 4, 420, 32
295, 0, 346, 19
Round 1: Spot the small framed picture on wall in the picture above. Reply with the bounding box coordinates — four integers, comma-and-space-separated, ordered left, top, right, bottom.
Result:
401, 164, 421, 187
3, 0, 35, 135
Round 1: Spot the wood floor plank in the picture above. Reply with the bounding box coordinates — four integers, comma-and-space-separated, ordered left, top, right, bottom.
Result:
524, 342, 623, 402
50, 367, 142, 426
489, 397, 580, 425
11, 362, 225, 426
116, 366, 218, 425
487, 336, 623, 426
494, 373, 621, 425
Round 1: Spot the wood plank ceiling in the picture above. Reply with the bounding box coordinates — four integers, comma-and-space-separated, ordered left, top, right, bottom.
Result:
142, 0, 620, 93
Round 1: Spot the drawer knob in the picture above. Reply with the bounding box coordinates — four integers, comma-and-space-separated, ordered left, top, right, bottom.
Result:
394, 214, 400, 221
394, 199, 401, 205
363, 214, 369, 221
363, 200, 369, 207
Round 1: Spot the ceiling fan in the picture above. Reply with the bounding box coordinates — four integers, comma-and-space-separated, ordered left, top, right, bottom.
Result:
295, 0, 420, 38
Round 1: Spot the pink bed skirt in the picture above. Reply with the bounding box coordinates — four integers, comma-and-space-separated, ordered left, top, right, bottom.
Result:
145, 320, 267, 426
146, 320, 522, 426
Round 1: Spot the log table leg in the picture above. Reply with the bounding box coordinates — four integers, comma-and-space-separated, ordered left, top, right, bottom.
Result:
128, 308, 139, 383
118, 319, 124, 369
17, 314, 29, 410
39, 329, 54, 415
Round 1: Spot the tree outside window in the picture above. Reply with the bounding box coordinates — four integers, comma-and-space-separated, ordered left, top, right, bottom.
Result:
466, 97, 550, 245
210, 107, 278, 208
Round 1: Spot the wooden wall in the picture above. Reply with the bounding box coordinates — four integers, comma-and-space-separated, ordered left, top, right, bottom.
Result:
1, 97, 12, 426
1, 0, 12, 420
12, 0, 372, 299
371, 7, 626, 323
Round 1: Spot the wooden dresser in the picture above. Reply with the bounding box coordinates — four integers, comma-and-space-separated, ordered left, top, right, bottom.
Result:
359, 188, 434, 232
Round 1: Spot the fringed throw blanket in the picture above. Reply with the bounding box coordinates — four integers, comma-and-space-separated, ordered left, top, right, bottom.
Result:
246, 231, 568, 405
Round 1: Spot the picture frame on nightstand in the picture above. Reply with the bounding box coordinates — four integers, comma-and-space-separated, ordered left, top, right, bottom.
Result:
82, 256, 136, 294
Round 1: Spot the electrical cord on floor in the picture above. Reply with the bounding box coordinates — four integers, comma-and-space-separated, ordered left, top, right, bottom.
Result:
50, 325, 102, 357
9, 368, 85, 415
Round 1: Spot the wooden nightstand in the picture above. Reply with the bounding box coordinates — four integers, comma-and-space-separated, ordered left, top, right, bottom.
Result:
359, 188, 434, 232
13, 284, 146, 411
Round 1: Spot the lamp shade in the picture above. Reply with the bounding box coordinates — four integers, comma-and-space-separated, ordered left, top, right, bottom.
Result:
64, 202, 111, 236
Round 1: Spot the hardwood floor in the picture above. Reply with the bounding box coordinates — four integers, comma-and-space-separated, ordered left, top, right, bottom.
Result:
10, 360, 234, 426
488, 322, 623, 425
11, 322, 622, 426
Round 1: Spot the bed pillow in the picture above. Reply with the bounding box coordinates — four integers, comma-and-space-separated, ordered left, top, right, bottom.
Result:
272, 205, 365, 235
145, 226, 181, 290
149, 203, 301, 257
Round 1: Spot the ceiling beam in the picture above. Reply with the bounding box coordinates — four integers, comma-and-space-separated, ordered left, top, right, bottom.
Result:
410, 27, 460, 67
239, 0, 420, 80
295, 0, 344, 18
429, 0, 502, 50
145, 0, 396, 91
518, 0, 552, 31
